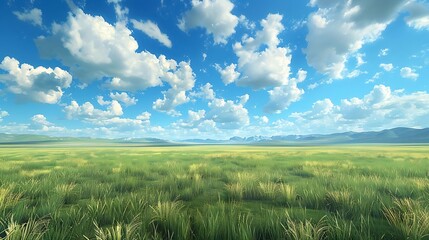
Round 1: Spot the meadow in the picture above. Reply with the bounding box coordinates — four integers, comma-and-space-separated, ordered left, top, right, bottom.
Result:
0, 145, 428, 239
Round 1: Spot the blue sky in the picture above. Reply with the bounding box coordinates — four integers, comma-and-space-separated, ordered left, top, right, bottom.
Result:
0, 0, 428, 139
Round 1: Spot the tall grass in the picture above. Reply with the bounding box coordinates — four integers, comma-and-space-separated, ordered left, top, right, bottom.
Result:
150, 201, 191, 240
0, 185, 21, 217
87, 217, 143, 240
0, 217, 48, 240
194, 202, 254, 240
0, 146, 428, 239
282, 213, 328, 240
383, 198, 429, 239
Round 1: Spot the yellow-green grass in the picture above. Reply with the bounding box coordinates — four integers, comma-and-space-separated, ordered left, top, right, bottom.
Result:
0, 145, 428, 239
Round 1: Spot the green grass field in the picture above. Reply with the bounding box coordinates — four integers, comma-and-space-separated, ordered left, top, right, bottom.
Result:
0, 145, 428, 239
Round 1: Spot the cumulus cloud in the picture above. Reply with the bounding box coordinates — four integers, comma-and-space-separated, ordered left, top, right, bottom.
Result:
400, 67, 419, 80
30, 114, 65, 131
233, 14, 293, 89
178, 0, 239, 44
64, 99, 154, 131
0, 110, 8, 122
206, 97, 249, 129
177, 83, 249, 130
355, 53, 366, 67
289, 84, 429, 133
107, 0, 128, 23
238, 15, 256, 30
36, 9, 159, 87
174, 110, 211, 130
35, 7, 194, 112
94, 117, 149, 130
109, 92, 137, 106
404, 1, 429, 30
0, 56, 72, 104
264, 69, 306, 113
215, 63, 240, 85
203, 83, 250, 129
380, 63, 394, 71
305, 0, 408, 79
96, 96, 110, 106
136, 111, 151, 121
239, 94, 249, 105
13, 8, 42, 26
192, 82, 216, 100
254, 115, 269, 124
0, 112, 162, 139
292, 98, 337, 121
217, 14, 305, 113
378, 48, 389, 56
152, 61, 195, 115
97, 92, 137, 107
31, 114, 52, 126
131, 19, 172, 48
64, 100, 123, 121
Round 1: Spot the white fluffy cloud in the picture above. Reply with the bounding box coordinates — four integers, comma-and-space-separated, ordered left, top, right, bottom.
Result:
292, 98, 337, 122
64, 99, 154, 131
178, 0, 239, 44
233, 14, 293, 89
178, 83, 249, 130
289, 84, 429, 133
36, 9, 160, 88
215, 63, 240, 85
107, 0, 128, 23
136, 111, 151, 121
254, 115, 269, 124
152, 61, 195, 115
404, 1, 429, 30
190, 83, 216, 101
305, 0, 408, 79
379, 48, 389, 56
0, 110, 8, 122
206, 97, 249, 129
30, 114, 64, 131
97, 92, 137, 107
174, 110, 211, 130
238, 15, 256, 30
380, 63, 394, 71
131, 19, 172, 48
0, 112, 162, 138
0, 56, 72, 104
64, 100, 123, 121
64, 100, 123, 123
31, 114, 51, 126
400, 67, 419, 80
35, 8, 194, 113
13, 8, 42, 26
215, 13, 304, 113
355, 53, 366, 67
109, 92, 137, 106
264, 69, 306, 113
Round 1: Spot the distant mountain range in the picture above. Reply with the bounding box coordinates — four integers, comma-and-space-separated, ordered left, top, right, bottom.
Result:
0, 133, 171, 145
222, 127, 429, 145
0, 127, 428, 145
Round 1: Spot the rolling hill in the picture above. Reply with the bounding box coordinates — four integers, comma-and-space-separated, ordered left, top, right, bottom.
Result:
0, 127, 428, 145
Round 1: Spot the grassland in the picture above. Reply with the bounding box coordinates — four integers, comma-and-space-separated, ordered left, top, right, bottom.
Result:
0, 145, 428, 239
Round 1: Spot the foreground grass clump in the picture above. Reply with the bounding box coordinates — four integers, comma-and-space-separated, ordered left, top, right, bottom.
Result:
383, 198, 429, 239
0, 145, 428, 239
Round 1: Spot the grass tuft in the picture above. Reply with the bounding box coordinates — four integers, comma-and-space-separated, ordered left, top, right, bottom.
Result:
383, 198, 429, 239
